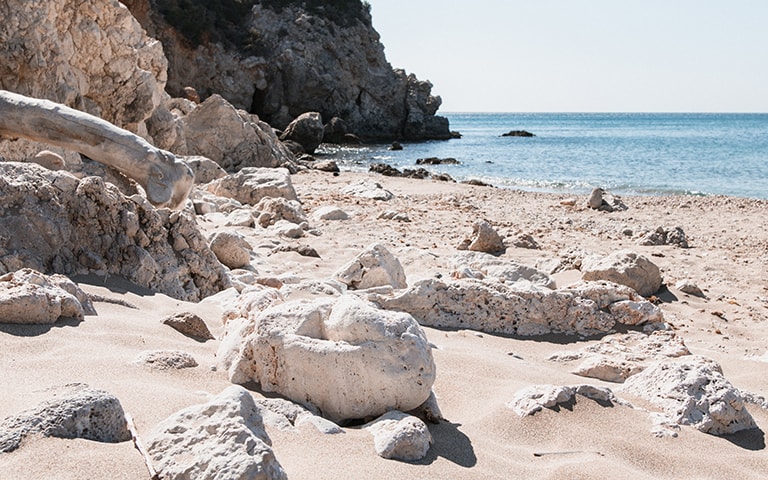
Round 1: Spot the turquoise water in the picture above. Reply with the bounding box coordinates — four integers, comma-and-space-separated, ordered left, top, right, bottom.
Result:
318, 113, 768, 199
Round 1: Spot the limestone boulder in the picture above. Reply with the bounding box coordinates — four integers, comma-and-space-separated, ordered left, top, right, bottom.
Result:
178, 94, 294, 171
280, 112, 325, 154
334, 244, 407, 290
209, 231, 252, 270
451, 251, 555, 288
374, 278, 663, 337
457, 220, 505, 254
0, 0, 167, 140
220, 295, 436, 423
206, 168, 297, 206
364, 411, 433, 461
256, 197, 308, 228
0, 268, 93, 324
0, 384, 130, 453
581, 250, 662, 297
146, 386, 287, 480
341, 181, 394, 201
0, 163, 229, 301
620, 356, 756, 435
312, 206, 350, 222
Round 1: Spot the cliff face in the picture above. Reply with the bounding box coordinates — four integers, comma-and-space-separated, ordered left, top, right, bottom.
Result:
125, 0, 450, 141
0, 0, 167, 135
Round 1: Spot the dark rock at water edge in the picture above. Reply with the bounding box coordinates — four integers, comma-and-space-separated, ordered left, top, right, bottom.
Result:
416, 157, 459, 165
502, 130, 536, 137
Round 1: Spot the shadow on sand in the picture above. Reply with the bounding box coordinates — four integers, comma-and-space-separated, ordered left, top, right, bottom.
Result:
721, 427, 766, 451
0, 316, 82, 337
412, 421, 477, 467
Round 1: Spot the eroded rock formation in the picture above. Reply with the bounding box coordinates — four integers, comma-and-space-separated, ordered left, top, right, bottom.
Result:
125, 0, 451, 141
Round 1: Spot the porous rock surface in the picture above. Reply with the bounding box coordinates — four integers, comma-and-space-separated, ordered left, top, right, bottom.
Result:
451, 251, 555, 288
364, 410, 433, 461
209, 231, 253, 270
0, 162, 229, 301
0, 384, 130, 453
581, 250, 662, 297
457, 220, 505, 254
334, 243, 407, 290
0, 268, 93, 324
0, 0, 167, 138
620, 356, 756, 435
508, 384, 619, 417
206, 167, 297, 206
219, 294, 435, 423
373, 278, 663, 337
146, 385, 287, 480
134, 350, 198, 370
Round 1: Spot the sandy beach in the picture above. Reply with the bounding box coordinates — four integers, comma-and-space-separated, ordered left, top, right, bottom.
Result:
2, 169, 768, 479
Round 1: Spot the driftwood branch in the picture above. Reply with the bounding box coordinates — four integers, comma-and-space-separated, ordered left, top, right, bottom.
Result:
0, 90, 193, 209
125, 412, 159, 480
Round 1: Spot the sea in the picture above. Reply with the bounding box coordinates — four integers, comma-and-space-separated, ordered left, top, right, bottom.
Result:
317, 112, 768, 199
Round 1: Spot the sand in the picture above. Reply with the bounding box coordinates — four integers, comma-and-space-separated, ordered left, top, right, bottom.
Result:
1, 169, 768, 479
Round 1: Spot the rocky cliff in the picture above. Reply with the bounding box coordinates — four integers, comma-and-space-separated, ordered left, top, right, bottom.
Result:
124, 0, 451, 141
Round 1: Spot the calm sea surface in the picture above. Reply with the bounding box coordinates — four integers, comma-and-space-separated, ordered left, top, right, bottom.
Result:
317, 112, 768, 199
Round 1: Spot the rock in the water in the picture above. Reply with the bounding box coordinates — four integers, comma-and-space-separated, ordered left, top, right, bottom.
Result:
620, 356, 756, 435
501, 130, 535, 137
341, 181, 394, 201
280, 112, 324, 154
373, 278, 662, 337
135, 350, 198, 370
219, 295, 435, 423
146, 386, 287, 480
457, 220, 505, 254
0, 163, 229, 301
334, 243, 407, 290
364, 410, 433, 461
415, 157, 460, 165
161, 312, 215, 340
507, 384, 617, 416
0, 268, 92, 324
0, 384, 130, 453
581, 250, 662, 297
206, 168, 297, 206
209, 231, 252, 270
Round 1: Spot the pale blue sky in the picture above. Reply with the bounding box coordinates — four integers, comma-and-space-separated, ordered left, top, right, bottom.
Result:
366, 0, 768, 112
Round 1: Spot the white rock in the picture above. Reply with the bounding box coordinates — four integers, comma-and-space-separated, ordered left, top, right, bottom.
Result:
226, 209, 256, 227
508, 384, 618, 417
256, 196, 307, 227
311, 205, 350, 221
620, 356, 756, 435
0, 384, 130, 453
457, 219, 505, 254
341, 181, 393, 200
675, 279, 706, 298
334, 243, 407, 290
147, 386, 286, 480
581, 250, 662, 297
220, 295, 435, 423
206, 167, 297, 205
0, 268, 90, 324
270, 220, 304, 238
364, 411, 433, 461
373, 278, 662, 337
451, 251, 555, 288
